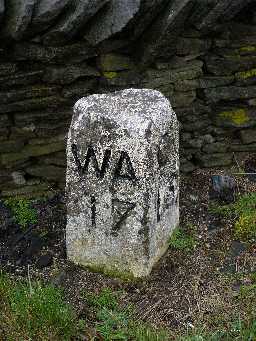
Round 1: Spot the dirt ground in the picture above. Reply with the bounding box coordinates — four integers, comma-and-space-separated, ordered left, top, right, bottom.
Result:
1, 156, 256, 336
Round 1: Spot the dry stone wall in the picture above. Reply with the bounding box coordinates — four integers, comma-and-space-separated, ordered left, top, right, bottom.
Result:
0, 0, 256, 197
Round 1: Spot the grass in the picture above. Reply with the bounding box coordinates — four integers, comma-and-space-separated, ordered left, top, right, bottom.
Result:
1, 273, 256, 340
84, 288, 169, 341
4, 197, 38, 229
0, 272, 79, 341
169, 227, 197, 252
209, 192, 256, 243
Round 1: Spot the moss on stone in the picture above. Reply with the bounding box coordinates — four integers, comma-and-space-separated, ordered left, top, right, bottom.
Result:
235, 68, 256, 80
219, 109, 249, 126
239, 46, 256, 53
103, 71, 118, 79
84, 263, 138, 282
99, 54, 133, 72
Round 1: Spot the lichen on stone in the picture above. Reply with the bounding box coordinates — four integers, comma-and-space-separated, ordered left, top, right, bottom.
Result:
103, 71, 118, 79
239, 46, 256, 53
219, 108, 249, 126
235, 68, 256, 80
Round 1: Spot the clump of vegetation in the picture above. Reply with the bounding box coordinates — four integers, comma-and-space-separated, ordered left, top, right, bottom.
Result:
169, 227, 196, 252
84, 288, 169, 341
209, 192, 256, 242
0, 273, 79, 340
4, 197, 37, 229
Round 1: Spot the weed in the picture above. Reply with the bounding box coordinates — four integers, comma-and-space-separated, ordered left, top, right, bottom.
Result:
4, 197, 37, 229
0, 272, 79, 341
169, 227, 196, 252
209, 192, 256, 243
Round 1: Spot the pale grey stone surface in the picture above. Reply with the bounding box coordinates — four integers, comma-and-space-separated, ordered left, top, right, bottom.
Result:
84, 0, 141, 45
66, 89, 179, 278
31, 0, 70, 34
0, 0, 5, 24
2, 0, 36, 40
43, 0, 109, 45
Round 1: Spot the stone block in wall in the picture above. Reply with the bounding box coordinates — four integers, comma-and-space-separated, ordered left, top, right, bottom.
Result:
62, 79, 97, 99
29, 0, 70, 36
0, 0, 4, 23
11, 42, 98, 64
35, 123, 70, 138
0, 96, 70, 114
171, 91, 196, 108
0, 63, 17, 76
181, 118, 211, 132
1, 0, 36, 40
40, 152, 66, 167
144, 60, 203, 88
42, 0, 109, 46
248, 99, 256, 106
174, 79, 199, 92
0, 170, 12, 185
182, 137, 203, 149
196, 153, 233, 167
0, 140, 25, 153
102, 70, 142, 87
14, 109, 72, 126
0, 141, 65, 167
25, 165, 65, 182
28, 134, 66, 146
205, 54, 256, 76
0, 183, 51, 198
97, 53, 135, 72
43, 64, 100, 85
177, 101, 212, 115
198, 76, 234, 88
239, 129, 256, 144
84, 0, 140, 46
0, 85, 60, 104
235, 68, 256, 86
215, 107, 256, 128
0, 128, 9, 141
202, 86, 256, 103
194, 0, 232, 32
180, 160, 197, 173
230, 143, 256, 152
0, 70, 43, 89
137, 0, 194, 63
202, 142, 229, 154
155, 56, 201, 70
0, 114, 10, 127
175, 38, 211, 56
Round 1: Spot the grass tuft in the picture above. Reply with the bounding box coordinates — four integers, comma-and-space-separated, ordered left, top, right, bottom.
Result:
4, 197, 37, 229
169, 227, 196, 252
0, 272, 78, 341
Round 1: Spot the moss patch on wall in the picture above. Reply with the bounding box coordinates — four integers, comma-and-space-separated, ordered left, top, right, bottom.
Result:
219, 108, 249, 126
235, 68, 256, 80
103, 71, 118, 79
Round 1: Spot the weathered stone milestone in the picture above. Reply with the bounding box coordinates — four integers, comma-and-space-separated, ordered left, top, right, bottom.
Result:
66, 88, 179, 278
